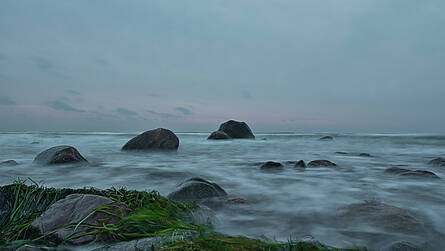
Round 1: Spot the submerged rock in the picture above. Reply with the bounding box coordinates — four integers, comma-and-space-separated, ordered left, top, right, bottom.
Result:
338, 201, 424, 233
359, 153, 373, 157
34, 146, 87, 165
211, 120, 255, 139
167, 177, 227, 202
385, 167, 440, 179
260, 161, 283, 171
294, 160, 306, 168
319, 136, 333, 141
31, 194, 126, 245
0, 191, 9, 226
207, 131, 231, 140
0, 160, 18, 166
307, 160, 337, 167
428, 157, 445, 167
122, 128, 179, 151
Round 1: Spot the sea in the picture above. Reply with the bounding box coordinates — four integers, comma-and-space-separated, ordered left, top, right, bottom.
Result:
1, 131, 445, 250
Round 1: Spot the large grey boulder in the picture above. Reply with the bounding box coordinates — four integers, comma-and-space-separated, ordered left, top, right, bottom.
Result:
167, 178, 227, 202
338, 201, 424, 234
31, 194, 126, 245
428, 157, 445, 167
209, 120, 255, 139
207, 131, 231, 140
122, 128, 179, 151
34, 146, 87, 165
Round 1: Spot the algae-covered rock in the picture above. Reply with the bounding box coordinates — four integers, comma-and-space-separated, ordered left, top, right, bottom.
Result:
31, 194, 126, 245
385, 167, 440, 179
34, 146, 87, 165
319, 136, 333, 141
122, 128, 179, 151
294, 160, 306, 168
308, 160, 337, 167
167, 177, 227, 202
260, 161, 283, 171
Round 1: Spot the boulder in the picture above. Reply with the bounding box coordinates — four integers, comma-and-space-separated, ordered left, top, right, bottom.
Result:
167, 178, 227, 202
213, 120, 255, 139
428, 157, 445, 167
0, 160, 18, 166
0, 191, 9, 226
34, 146, 87, 165
31, 194, 126, 245
207, 131, 231, 140
260, 161, 283, 171
319, 136, 333, 141
294, 160, 306, 168
307, 160, 337, 167
122, 128, 179, 151
385, 167, 440, 179
338, 201, 424, 233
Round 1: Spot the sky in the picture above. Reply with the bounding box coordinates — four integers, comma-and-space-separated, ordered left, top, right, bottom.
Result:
0, 0, 444, 133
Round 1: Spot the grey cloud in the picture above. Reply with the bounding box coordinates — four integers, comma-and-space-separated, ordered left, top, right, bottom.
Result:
146, 109, 180, 119
45, 100, 84, 112
65, 89, 81, 95
115, 108, 138, 116
0, 96, 16, 105
175, 107, 193, 115
31, 56, 53, 70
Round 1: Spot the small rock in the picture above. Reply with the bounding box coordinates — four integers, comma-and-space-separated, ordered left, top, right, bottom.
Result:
30, 142, 40, 144
0, 160, 18, 166
307, 160, 337, 167
31, 194, 126, 245
359, 153, 373, 157
167, 177, 227, 202
319, 136, 333, 140
227, 197, 249, 204
260, 161, 284, 171
428, 157, 445, 167
207, 131, 231, 140
209, 120, 255, 139
294, 160, 306, 168
122, 128, 179, 151
34, 146, 87, 165
385, 167, 411, 174
336, 152, 348, 155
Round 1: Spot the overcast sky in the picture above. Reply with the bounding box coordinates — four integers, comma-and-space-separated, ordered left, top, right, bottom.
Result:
1, 0, 444, 133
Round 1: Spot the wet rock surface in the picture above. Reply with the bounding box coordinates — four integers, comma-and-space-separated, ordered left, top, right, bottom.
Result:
385, 167, 440, 179
34, 146, 87, 165
207, 131, 231, 140
122, 128, 179, 151
167, 177, 227, 202
307, 160, 337, 167
428, 157, 445, 167
0, 160, 18, 166
31, 194, 126, 245
212, 120, 255, 139
260, 161, 283, 171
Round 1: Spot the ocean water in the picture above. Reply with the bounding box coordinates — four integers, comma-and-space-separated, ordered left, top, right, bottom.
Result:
1, 132, 445, 250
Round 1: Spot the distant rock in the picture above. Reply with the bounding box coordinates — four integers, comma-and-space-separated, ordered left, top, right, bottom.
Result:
385, 167, 440, 179
260, 161, 284, 171
209, 120, 255, 139
31, 194, 126, 245
30, 141, 40, 144
227, 197, 249, 204
319, 136, 333, 141
307, 160, 337, 167
122, 128, 179, 151
0, 191, 9, 226
207, 131, 231, 140
335, 151, 348, 155
335, 152, 373, 157
338, 201, 424, 233
34, 146, 87, 165
0, 160, 18, 166
359, 153, 373, 157
167, 177, 227, 202
294, 160, 306, 168
382, 241, 421, 251
428, 157, 445, 167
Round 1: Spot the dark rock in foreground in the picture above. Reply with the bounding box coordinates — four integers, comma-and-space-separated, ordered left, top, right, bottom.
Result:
319, 136, 333, 141
428, 157, 445, 167
34, 146, 87, 165
338, 201, 424, 233
294, 160, 306, 168
167, 177, 227, 202
385, 167, 440, 179
0, 160, 18, 166
210, 120, 255, 139
308, 160, 337, 167
260, 161, 283, 171
122, 128, 179, 151
207, 131, 231, 140
0, 191, 9, 226
31, 194, 126, 245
